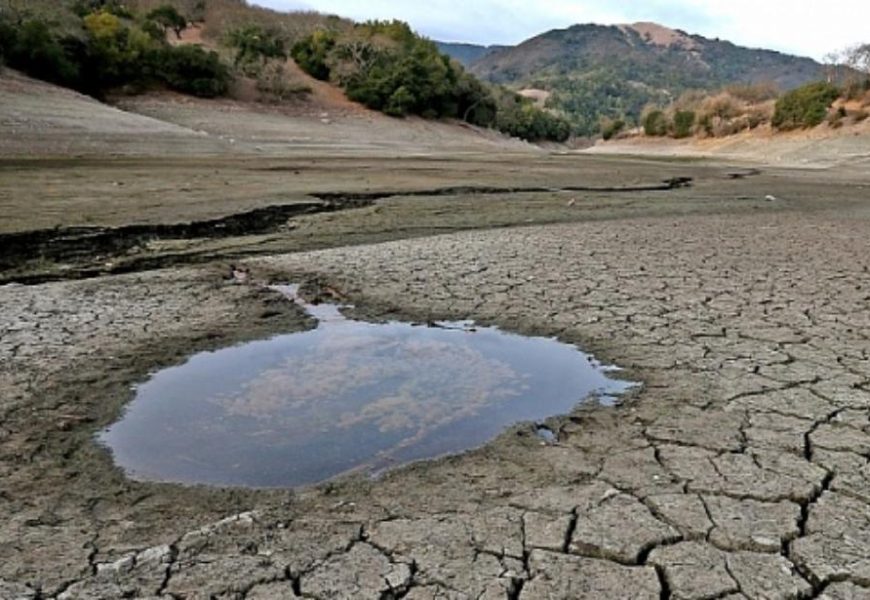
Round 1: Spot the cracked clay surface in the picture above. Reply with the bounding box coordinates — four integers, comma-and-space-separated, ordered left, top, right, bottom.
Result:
1, 206, 869, 599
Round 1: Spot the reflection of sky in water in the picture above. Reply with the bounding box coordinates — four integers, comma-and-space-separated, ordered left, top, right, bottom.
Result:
100, 287, 635, 488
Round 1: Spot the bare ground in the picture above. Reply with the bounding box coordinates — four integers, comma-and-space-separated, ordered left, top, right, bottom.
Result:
1, 71, 869, 599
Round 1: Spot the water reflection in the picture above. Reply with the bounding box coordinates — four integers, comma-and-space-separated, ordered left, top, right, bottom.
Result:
100, 285, 635, 488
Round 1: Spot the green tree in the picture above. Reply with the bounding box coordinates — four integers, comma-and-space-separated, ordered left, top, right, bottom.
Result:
4, 19, 79, 86
146, 5, 188, 39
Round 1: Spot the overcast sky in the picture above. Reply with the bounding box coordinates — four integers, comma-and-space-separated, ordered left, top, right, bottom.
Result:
251, 0, 868, 60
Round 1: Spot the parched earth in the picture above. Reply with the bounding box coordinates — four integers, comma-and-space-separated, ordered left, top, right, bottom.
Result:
2, 195, 869, 599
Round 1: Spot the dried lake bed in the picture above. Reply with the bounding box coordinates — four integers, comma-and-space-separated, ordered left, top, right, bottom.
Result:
1, 154, 869, 599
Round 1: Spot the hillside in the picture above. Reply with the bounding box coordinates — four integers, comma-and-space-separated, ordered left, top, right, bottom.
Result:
0, 67, 532, 159
3, 0, 351, 43
462, 22, 827, 135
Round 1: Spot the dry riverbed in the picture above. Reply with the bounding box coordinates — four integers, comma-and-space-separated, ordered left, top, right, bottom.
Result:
1, 156, 869, 599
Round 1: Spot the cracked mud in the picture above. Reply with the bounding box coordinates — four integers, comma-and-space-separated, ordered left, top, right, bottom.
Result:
1, 161, 869, 599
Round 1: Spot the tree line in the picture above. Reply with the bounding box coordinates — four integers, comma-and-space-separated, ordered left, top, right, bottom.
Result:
0, 0, 230, 98
0, 2, 571, 143
291, 21, 570, 142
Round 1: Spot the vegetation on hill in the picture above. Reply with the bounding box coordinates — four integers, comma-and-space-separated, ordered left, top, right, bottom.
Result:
625, 77, 869, 141
0, 0, 230, 97
628, 44, 870, 139
0, 1, 569, 142
772, 82, 841, 130
460, 23, 830, 137
292, 20, 570, 141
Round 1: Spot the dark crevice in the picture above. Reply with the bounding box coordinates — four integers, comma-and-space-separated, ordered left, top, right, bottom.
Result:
635, 536, 684, 567
310, 177, 693, 203
0, 201, 347, 285
155, 544, 178, 597
725, 169, 762, 180
507, 576, 525, 600
797, 471, 834, 538
290, 572, 302, 596
722, 558, 745, 597
561, 508, 578, 553
0, 177, 694, 285
654, 564, 671, 600
786, 471, 835, 595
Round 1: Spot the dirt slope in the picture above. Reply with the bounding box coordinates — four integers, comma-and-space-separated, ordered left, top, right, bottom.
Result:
0, 67, 531, 159
0, 68, 227, 157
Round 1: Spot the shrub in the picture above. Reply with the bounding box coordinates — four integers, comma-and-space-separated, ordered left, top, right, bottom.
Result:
290, 30, 334, 80
3, 19, 80, 86
72, 0, 133, 19
724, 82, 779, 103
255, 61, 310, 102
0, 5, 234, 99
227, 25, 287, 68
698, 114, 714, 136
643, 109, 668, 136
702, 93, 743, 120
158, 44, 231, 97
600, 118, 625, 140
854, 109, 869, 122
772, 82, 840, 130
672, 110, 695, 138
747, 110, 766, 129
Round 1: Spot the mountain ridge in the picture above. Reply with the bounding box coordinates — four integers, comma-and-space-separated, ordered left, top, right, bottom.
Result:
434, 42, 508, 67
437, 22, 827, 135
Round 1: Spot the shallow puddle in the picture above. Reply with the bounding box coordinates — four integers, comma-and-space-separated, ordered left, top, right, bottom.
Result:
100, 286, 635, 488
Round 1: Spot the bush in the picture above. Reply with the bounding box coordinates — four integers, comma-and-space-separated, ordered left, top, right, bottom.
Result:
672, 110, 695, 138
643, 110, 668, 136
495, 96, 571, 142
772, 82, 840, 130
255, 63, 311, 102
290, 30, 334, 80
724, 82, 779, 103
1, 6, 234, 99
601, 118, 625, 140
747, 106, 771, 129
699, 114, 714, 136
2, 19, 80, 87
702, 93, 743, 120
72, 0, 133, 19
158, 44, 231, 97
854, 109, 869, 122
227, 24, 287, 68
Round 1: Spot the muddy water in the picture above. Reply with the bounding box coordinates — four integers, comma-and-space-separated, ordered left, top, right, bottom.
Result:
99, 286, 635, 488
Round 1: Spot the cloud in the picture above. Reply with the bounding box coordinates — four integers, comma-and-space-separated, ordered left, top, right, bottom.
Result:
254, 0, 870, 59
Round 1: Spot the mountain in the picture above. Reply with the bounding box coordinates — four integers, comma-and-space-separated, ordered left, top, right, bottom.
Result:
435, 42, 507, 67
459, 22, 827, 136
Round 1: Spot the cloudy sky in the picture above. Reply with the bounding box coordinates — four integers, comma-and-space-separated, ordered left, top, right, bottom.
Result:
252, 0, 867, 60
